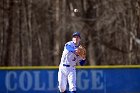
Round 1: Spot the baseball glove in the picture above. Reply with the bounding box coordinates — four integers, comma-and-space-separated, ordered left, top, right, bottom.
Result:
77, 45, 86, 59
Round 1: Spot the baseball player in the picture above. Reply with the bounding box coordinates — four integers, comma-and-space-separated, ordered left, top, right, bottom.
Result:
58, 32, 86, 93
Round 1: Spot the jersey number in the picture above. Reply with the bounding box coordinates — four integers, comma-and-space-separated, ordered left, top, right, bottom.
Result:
72, 57, 76, 61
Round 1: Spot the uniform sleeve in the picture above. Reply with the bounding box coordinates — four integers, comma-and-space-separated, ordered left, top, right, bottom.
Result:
65, 42, 77, 53
66, 44, 75, 52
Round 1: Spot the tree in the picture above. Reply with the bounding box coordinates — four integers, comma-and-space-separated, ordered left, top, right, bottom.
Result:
0, 0, 140, 66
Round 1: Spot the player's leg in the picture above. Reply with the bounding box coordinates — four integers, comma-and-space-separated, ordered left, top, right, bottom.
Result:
58, 70, 67, 93
68, 69, 76, 93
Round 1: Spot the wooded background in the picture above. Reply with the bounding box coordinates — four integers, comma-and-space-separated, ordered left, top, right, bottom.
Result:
0, 0, 140, 66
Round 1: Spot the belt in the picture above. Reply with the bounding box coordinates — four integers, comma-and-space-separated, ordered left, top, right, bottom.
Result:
63, 64, 70, 67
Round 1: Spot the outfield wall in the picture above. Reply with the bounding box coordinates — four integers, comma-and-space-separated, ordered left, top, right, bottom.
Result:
0, 66, 140, 93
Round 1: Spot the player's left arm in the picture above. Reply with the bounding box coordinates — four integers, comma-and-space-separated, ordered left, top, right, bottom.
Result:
77, 45, 86, 66
77, 56, 86, 66
79, 59, 86, 66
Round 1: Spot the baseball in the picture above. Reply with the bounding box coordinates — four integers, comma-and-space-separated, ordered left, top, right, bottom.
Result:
74, 9, 79, 12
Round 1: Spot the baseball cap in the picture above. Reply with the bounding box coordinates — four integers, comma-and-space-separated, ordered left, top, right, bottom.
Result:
72, 32, 81, 38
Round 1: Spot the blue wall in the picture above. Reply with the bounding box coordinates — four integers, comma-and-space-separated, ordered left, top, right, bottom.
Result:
0, 67, 140, 93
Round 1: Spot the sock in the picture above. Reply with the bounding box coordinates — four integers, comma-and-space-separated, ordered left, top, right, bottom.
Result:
70, 91, 76, 93
61, 90, 67, 93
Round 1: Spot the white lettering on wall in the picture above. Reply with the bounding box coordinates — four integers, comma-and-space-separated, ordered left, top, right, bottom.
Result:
91, 70, 104, 89
33, 71, 45, 90
5, 71, 17, 91
5, 70, 57, 91
19, 71, 32, 91
47, 71, 57, 90
77, 70, 90, 90
4, 69, 104, 92
77, 70, 104, 90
